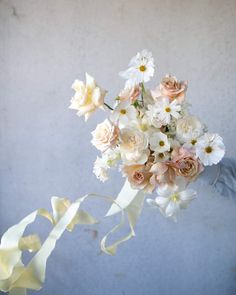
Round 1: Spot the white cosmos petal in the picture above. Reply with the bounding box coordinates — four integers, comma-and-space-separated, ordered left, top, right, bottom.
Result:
155, 196, 169, 207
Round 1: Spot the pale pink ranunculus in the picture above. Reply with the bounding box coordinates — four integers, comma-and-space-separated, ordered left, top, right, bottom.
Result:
119, 85, 141, 103
91, 119, 119, 152
150, 162, 176, 186
171, 147, 203, 181
151, 75, 188, 103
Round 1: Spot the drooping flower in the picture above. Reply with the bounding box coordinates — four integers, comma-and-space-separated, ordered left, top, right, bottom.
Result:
119, 127, 149, 164
110, 100, 137, 128
147, 179, 196, 220
176, 116, 203, 143
149, 132, 170, 153
151, 75, 188, 103
119, 50, 155, 88
91, 119, 119, 152
69, 73, 106, 121
195, 133, 225, 166
150, 97, 181, 125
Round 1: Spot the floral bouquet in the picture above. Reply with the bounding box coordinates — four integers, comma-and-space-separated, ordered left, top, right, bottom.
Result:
0, 50, 225, 295
70, 49, 225, 220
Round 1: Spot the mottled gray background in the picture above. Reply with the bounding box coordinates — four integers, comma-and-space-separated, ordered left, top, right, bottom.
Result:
0, 0, 236, 294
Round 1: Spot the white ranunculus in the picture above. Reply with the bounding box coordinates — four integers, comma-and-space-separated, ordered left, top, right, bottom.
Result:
69, 73, 106, 121
176, 116, 203, 143
119, 127, 149, 164
91, 119, 119, 152
195, 133, 225, 166
149, 132, 170, 153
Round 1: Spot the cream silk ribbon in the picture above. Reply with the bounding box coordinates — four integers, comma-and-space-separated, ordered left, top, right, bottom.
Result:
0, 181, 145, 295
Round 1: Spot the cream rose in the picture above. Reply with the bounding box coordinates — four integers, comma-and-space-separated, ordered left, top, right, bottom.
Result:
69, 73, 106, 121
151, 75, 187, 103
119, 127, 149, 164
176, 116, 203, 143
172, 147, 203, 181
91, 119, 119, 152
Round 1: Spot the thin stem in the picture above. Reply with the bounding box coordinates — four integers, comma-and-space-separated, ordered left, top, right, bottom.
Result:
104, 102, 114, 111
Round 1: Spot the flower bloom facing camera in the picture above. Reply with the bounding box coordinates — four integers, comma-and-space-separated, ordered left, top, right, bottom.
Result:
69, 73, 106, 121
91, 119, 119, 152
152, 74, 188, 103
196, 133, 225, 166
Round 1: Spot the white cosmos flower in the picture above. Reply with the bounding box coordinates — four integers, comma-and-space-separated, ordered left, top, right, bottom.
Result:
151, 97, 181, 125
195, 133, 225, 166
149, 132, 170, 153
119, 50, 155, 89
110, 100, 137, 128
147, 179, 197, 220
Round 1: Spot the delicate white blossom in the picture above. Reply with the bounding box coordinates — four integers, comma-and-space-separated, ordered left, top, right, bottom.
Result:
147, 180, 197, 220
110, 100, 137, 128
154, 97, 181, 125
149, 132, 170, 153
119, 50, 155, 88
196, 133, 225, 166
93, 156, 109, 182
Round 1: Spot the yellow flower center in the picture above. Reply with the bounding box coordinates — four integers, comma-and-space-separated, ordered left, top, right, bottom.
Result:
159, 140, 165, 147
120, 109, 127, 115
171, 193, 180, 202
139, 65, 146, 72
191, 139, 197, 145
158, 153, 164, 159
165, 107, 171, 113
205, 146, 213, 154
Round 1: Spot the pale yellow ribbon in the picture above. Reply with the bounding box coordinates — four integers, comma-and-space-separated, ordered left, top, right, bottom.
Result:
0, 181, 145, 294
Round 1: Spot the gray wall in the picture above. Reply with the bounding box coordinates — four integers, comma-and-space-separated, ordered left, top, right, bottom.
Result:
1, 0, 236, 294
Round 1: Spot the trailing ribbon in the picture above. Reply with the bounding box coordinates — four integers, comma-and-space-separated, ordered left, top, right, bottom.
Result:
0, 181, 145, 295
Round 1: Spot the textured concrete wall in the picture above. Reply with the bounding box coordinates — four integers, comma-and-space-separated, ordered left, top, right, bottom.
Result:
0, 0, 236, 294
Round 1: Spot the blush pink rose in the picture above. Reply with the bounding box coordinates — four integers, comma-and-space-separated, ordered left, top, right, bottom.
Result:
172, 147, 203, 181
151, 75, 188, 103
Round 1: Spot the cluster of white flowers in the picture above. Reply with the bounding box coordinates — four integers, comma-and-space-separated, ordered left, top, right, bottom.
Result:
70, 50, 225, 220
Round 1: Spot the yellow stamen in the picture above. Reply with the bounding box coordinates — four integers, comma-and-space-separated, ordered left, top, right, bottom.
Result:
159, 140, 165, 147
120, 109, 127, 115
191, 139, 197, 145
205, 146, 213, 153
139, 65, 146, 72
171, 193, 180, 202
165, 107, 171, 113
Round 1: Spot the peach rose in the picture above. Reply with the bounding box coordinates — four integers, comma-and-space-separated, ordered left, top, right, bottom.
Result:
172, 147, 203, 181
151, 75, 188, 103
122, 164, 154, 193
91, 119, 119, 152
